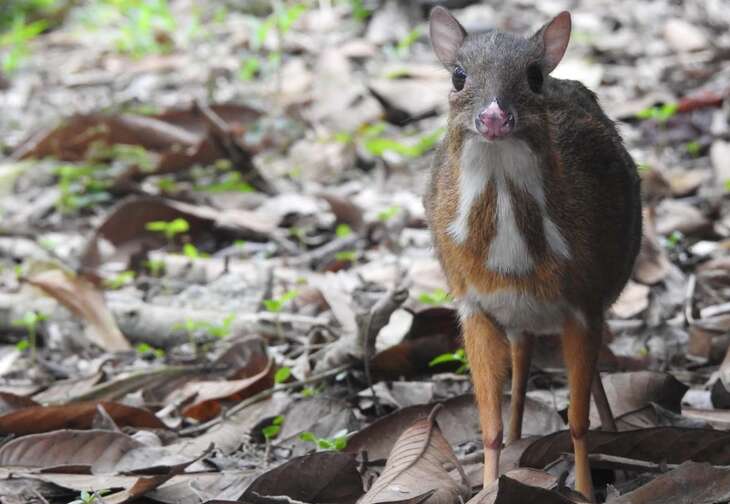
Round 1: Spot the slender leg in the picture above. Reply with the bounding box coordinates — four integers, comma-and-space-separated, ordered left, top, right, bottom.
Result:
592, 369, 617, 432
463, 312, 510, 486
508, 333, 534, 443
562, 316, 600, 502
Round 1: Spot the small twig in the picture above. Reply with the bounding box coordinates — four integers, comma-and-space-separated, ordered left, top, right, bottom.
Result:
179, 363, 351, 436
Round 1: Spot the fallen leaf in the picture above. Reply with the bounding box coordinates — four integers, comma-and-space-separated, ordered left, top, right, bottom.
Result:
611, 281, 650, 319
0, 392, 39, 416
357, 406, 471, 504
590, 372, 688, 427
520, 427, 730, 469
633, 208, 671, 285
606, 461, 730, 504
0, 401, 165, 435
467, 474, 577, 504
27, 267, 130, 351
241, 452, 363, 504
0, 430, 197, 474
179, 359, 275, 422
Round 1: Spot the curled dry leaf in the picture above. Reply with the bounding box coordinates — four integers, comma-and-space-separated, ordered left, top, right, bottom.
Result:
606, 461, 730, 504
519, 427, 730, 469
357, 406, 471, 504
0, 429, 197, 474
241, 452, 363, 504
0, 392, 39, 416
0, 401, 165, 435
179, 358, 275, 422
467, 474, 578, 504
590, 371, 688, 427
81, 195, 280, 272
27, 267, 130, 351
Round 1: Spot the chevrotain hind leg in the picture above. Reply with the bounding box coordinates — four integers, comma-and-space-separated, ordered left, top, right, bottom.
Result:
508, 333, 534, 443
592, 369, 617, 432
561, 316, 600, 502
463, 312, 510, 486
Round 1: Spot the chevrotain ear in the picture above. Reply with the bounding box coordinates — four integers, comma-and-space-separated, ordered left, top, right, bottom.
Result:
535, 11, 571, 74
429, 6, 466, 68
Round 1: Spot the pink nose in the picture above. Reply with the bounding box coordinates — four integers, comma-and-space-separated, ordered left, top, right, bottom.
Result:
476, 101, 514, 139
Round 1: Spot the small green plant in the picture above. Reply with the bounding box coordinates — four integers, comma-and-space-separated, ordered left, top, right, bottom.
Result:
204, 314, 235, 339
301, 385, 320, 397
182, 243, 209, 259
334, 250, 357, 263
299, 430, 348, 451
156, 176, 177, 192
349, 0, 371, 21
15, 338, 29, 352
195, 171, 254, 193
11, 310, 46, 363
364, 128, 444, 158
262, 415, 284, 440
377, 205, 400, 222
263, 290, 299, 314
275, 366, 291, 384
145, 218, 189, 241
174, 314, 235, 352
55, 164, 112, 214
239, 56, 261, 81
111, 0, 177, 58
685, 141, 701, 157
429, 348, 469, 374
636, 103, 678, 123
418, 288, 451, 305
335, 224, 352, 238
0, 16, 48, 73
144, 258, 165, 277
69, 489, 106, 504
396, 27, 421, 56
664, 230, 683, 249
104, 270, 135, 290
135, 342, 165, 358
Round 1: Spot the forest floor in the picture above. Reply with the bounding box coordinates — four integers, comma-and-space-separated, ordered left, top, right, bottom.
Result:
0, 0, 729, 503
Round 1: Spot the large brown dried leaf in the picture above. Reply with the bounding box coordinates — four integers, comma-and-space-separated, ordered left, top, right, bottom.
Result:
606, 461, 730, 504
241, 452, 363, 504
357, 407, 470, 504
179, 358, 275, 422
0, 401, 164, 435
0, 392, 39, 416
27, 268, 130, 351
0, 430, 197, 474
347, 394, 563, 463
519, 427, 730, 469
80, 196, 279, 271
467, 475, 577, 504
590, 372, 688, 427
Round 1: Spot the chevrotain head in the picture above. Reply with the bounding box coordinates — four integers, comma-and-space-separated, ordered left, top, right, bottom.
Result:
429, 7, 571, 143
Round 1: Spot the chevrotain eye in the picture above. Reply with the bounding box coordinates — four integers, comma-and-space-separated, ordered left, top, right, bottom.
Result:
527, 64, 543, 93
452, 66, 466, 91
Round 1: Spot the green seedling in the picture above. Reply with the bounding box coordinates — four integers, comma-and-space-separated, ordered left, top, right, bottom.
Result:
195, 171, 253, 193
664, 230, 683, 249
418, 288, 451, 305
104, 270, 135, 290
1, 16, 48, 73
156, 176, 177, 192
429, 348, 469, 374
335, 224, 352, 238
725, 180, 730, 192
112, 0, 177, 58
396, 27, 421, 56
349, 0, 371, 21
182, 243, 209, 259
334, 250, 357, 263
144, 258, 165, 277
240, 56, 261, 81
135, 342, 165, 358
301, 385, 321, 397
11, 310, 46, 363
204, 314, 235, 339
55, 164, 112, 214
70, 489, 106, 504
275, 366, 291, 384
636, 102, 678, 123
364, 128, 444, 159
299, 430, 348, 451
685, 141, 701, 158
377, 205, 400, 222
145, 218, 189, 242
255, 2, 308, 48
263, 290, 299, 314
262, 415, 284, 440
